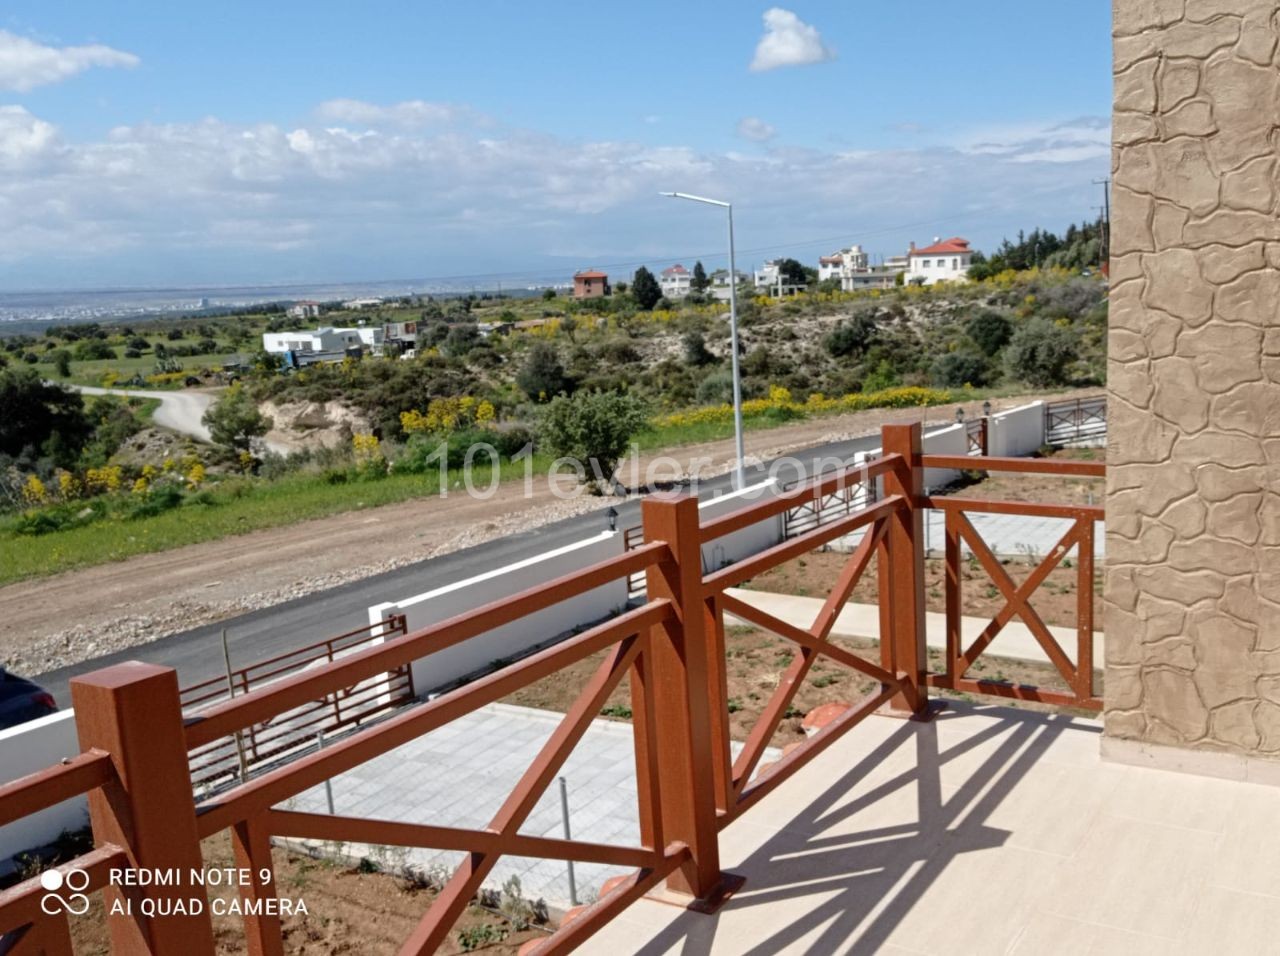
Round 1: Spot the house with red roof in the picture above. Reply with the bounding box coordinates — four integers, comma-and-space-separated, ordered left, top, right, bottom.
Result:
573, 269, 609, 299
905, 237, 974, 286
659, 263, 693, 299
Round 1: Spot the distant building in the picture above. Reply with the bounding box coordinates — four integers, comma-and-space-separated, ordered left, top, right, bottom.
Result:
383, 320, 420, 352
754, 260, 806, 297
573, 269, 609, 298
287, 301, 322, 320
343, 297, 384, 310
818, 245, 869, 282
711, 267, 747, 300
660, 264, 693, 299
905, 237, 974, 286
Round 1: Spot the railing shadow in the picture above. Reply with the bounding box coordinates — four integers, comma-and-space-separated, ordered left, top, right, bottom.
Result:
626, 702, 1097, 954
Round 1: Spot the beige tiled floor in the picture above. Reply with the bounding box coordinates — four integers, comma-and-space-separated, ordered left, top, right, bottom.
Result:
579, 702, 1280, 955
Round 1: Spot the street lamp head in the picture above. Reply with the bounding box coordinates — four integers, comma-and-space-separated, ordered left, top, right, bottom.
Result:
955, 407, 966, 424
605, 506, 618, 532
660, 191, 730, 208
983, 400, 992, 418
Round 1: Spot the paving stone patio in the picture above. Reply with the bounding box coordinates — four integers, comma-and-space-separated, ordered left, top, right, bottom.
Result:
285, 703, 769, 910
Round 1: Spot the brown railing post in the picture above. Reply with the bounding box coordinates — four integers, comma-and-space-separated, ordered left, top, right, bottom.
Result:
71, 662, 215, 954
879, 424, 931, 716
641, 494, 731, 901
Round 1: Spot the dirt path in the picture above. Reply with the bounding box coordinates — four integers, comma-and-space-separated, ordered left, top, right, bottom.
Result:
0, 388, 1100, 670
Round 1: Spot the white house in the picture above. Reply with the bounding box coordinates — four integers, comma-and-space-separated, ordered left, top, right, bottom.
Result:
905, 237, 974, 286
262, 327, 364, 354
354, 326, 384, 351
660, 264, 693, 299
818, 245, 869, 282
754, 260, 806, 296
343, 297, 384, 310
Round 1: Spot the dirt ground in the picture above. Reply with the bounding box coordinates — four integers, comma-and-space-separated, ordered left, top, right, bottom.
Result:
0, 388, 1100, 670
60, 833, 541, 955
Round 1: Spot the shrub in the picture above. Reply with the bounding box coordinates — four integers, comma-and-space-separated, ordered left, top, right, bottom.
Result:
1004, 318, 1079, 387
516, 342, 573, 402
825, 313, 878, 358
682, 331, 715, 367
202, 382, 273, 452
966, 310, 1013, 356
539, 390, 649, 489
931, 351, 992, 388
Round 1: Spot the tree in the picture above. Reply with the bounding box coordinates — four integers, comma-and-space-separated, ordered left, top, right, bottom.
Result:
824, 313, 878, 358
538, 390, 649, 491
517, 342, 573, 401
1004, 318, 1079, 387
966, 310, 1014, 356
931, 351, 992, 388
50, 349, 72, 378
631, 267, 662, 310
0, 368, 91, 467
202, 382, 273, 452
777, 258, 807, 286
541, 288, 557, 301
559, 315, 579, 341
691, 261, 709, 293
442, 324, 481, 357
682, 330, 715, 367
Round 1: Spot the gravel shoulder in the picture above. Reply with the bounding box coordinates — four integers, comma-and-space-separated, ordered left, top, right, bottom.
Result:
0, 388, 1099, 673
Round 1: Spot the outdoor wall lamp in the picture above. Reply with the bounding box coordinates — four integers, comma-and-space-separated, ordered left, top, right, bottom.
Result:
606, 506, 618, 532
983, 400, 992, 418
955, 407, 965, 424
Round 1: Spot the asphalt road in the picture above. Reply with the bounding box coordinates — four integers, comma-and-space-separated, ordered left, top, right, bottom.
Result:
35, 431, 889, 705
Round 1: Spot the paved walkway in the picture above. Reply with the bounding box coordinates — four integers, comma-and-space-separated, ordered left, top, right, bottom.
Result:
286, 703, 771, 910
725, 587, 1102, 669
836, 510, 1105, 561
581, 702, 1280, 955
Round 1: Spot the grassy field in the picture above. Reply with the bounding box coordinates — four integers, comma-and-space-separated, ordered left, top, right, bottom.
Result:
60, 350, 245, 387
0, 456, 554, 584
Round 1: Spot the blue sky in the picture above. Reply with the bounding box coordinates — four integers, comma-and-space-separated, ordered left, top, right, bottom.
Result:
0, 2, 1112, 289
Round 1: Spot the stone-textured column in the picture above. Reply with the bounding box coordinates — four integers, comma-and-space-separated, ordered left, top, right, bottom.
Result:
1107, 0, 1280, 768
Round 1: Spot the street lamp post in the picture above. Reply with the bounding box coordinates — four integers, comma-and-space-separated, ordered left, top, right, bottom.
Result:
660, 191, 747, 489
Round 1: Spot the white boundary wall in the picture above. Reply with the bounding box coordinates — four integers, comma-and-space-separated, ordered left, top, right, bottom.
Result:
696, 479, 784, 572
369, 531, 629, 695
0, 710, 87, 873
368, 480, 786, 696
988, 401, 1046, 458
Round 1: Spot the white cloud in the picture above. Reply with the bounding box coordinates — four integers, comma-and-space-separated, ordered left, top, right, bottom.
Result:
750, 8, 834, 72
736, 116, 777, 142
0, 105, 59, 166
0, 30, 138, 92
957, 118, 1110, 164
0, 100, 1109, 286
314, 98, 473, 128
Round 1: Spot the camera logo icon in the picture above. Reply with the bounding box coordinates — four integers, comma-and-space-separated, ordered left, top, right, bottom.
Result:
39, 868, 91, 916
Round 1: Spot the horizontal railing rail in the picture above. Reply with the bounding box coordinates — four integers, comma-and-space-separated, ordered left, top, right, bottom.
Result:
701, 453, 902, 542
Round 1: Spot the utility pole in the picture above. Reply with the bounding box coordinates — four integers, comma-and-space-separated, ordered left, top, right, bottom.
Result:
1093, 177, 1111, 266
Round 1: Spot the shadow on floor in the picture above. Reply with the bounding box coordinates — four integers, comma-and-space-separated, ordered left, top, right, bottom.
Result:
627, 702, 1098, 955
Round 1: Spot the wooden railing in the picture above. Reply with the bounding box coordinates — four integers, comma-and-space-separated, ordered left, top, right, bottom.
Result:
0, 424, 1103, 954
181, 616, 412, 796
